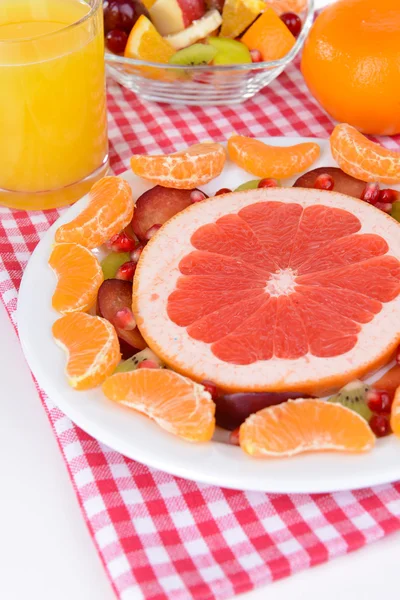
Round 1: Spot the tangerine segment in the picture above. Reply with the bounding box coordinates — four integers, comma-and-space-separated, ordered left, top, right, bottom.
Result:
330, 124, 400, 185
391, 387, 400, 437
49, 243, 103, 314
102, 369, 215, 442
240, 399, 375, 457
241, 7, 296, 61
55, 177, 134, 249
130, 143, 226, 190
227, 136, 320, 179
52, 312, 120, 390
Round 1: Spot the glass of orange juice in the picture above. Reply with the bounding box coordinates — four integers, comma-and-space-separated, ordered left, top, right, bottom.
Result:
0, 0, 108, 210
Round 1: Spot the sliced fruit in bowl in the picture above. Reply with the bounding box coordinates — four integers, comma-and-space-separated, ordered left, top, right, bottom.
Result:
149, 0, 206, 36
165, 9, 222, 50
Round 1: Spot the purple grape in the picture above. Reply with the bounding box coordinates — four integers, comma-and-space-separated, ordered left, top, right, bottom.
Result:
103, 0, 149, 35
106, 29, 128, 54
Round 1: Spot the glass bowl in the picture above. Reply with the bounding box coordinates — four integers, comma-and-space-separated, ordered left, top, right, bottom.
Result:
105, 0, 314, 106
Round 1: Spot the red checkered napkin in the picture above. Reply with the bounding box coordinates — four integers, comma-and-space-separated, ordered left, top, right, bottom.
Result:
1, 56, 400, 600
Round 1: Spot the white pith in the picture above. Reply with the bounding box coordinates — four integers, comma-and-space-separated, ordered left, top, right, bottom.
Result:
265, 268, 297, 297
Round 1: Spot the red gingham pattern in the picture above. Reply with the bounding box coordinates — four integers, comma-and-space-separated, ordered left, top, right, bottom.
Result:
1, 56, 400, 600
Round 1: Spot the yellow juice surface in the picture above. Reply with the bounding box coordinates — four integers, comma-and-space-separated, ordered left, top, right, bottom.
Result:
0, 0, 108, 208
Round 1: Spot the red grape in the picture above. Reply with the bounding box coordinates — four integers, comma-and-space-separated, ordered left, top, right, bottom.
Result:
103, 0, 148, 35
280, 12, 302, 37
106, 29, 128, 54
369, 414, 391, 438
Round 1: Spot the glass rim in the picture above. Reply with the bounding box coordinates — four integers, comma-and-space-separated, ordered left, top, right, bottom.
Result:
0, 0, 101, 45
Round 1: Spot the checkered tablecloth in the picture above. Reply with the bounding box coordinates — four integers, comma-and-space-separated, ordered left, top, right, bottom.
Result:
1, 56, 400, 600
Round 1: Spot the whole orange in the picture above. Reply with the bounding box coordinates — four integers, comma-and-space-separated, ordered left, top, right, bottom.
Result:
301, 0, 400, 136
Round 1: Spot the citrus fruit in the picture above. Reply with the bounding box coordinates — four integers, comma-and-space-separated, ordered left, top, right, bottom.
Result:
133, 187, 400, 394
124, 15, 175, 62
49, 243, 103, 314
102, 369, 215, 442
372, 365, 400, 397
53, 312, 120, 390
227, 136, 320, 179
266, 0, 307, 14
390, 387, 400, 436
130, 143, 226, 189
241, 7, 296, 61
301, 0, 400, 136
239, 399, 375, 457
55, 177, 134, 250
220, 0, 265, 39
330, 124, 400, 185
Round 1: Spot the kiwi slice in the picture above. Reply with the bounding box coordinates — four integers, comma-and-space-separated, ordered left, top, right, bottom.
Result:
207, 37, 251, 65
169, 44, 217, 66
327, 380, 372, 421
115, 348, 165, 373
235, 179, 261, 191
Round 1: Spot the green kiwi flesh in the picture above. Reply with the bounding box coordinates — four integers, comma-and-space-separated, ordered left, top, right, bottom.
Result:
169, 44, 217, 66
327, 380, 372, 421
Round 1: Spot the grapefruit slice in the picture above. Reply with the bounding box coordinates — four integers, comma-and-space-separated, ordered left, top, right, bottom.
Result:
133, 188, 400, 394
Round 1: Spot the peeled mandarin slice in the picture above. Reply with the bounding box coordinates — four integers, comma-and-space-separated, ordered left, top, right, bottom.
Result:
102, 369, 215, 442
53, 312, 120, 390
330, 123, 400, 184
124, 15, 175, 62
241, 7, 296, 60
227, 135, 320, 178
239, 398, 375, 457
130, 142, 226, 189
391, 387, 400, 436
55, 177, 133, 249
49, 243, 103, 314
220, 0, 265, 39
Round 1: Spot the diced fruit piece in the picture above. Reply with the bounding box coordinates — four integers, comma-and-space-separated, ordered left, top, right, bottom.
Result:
391, 386, 400, 436
53, 312, 120, 390
215, 188, 231, 195
250, 49, 262, 63
207, 37, 251, 65
49, 243, 103, 314
228, 135, 320, 178
220, 0, 264, 39
115, 347, 165, 372
116, 260, 136, 281
327, 380, 372, 422
97, 279, 146, 350
372, 365, 400, 396
165, 9, 222, 50
265, 0, 307, 15
144, 225, 162, 240
215, 391, 304, 430
241, 7, 296, 61
115, 307, 137, 331
190, 190, 208, 203
239, 398, 375, 457
138, 359, 160, 368
293, 167, 368, 199
234, 179, 260, 191
229, 428, 240, 445
370, 414, 391, 438
124, 15, 175, 62
200, 379, 219, 399
101, 252, 131, 280
380, 189, 400, 204
330, 123, 400, 185
103, 0, 149, 34
169, 43, 217, 65
102, 369, 215, 442
130, 142, 226, 189
131, 244, 145, 263
280, 12, 302, 37
107, 231, 137, 253
106, 29, 129, 54
375, 202, 393, 214
55, 177, 134, 249
132, 186, 200, 240
149, 0, 205, 36
314, 173, 334, 191
258, 178, 279, 188
361, 182, 380, 205
367, 389, 393, 415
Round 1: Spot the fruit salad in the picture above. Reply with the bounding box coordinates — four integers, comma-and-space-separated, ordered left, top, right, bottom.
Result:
103, 0, 306, 67
49, 124, 400, 459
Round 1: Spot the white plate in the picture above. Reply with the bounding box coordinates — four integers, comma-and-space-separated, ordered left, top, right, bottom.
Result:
18, 137, 400, 494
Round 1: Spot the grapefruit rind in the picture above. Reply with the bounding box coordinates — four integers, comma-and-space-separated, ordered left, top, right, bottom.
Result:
133, 187, 400, 394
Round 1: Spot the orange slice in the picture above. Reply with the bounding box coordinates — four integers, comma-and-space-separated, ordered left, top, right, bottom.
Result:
240, 398, 375, 457
330, 123, 400, 185
227, 135, 320, 178
220, 0, 265, 39
49, 243, 103, 314
55, 177, 133, 249
391, 386, 400, 436
130, 143, 226, 189
124, 15, 175, 62
241, 7, 296, 61
102, 369, 215, 442
53, 312, 120, 390
266, 0, 307, 14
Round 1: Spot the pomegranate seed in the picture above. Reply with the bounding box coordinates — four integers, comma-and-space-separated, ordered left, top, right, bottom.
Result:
215, 188, 232, 195
131, 244, 144, 263
144, 224, 162, 241
190, 190, 207, 203
374, 201, 393, 213
369, 414, 391, 438
314, 173, 334, 191
396, 344, 400, 365
367, 389, 393, 415
115, 307, 136, 331
361, 182, 380, 205
250, 49, 263, 63
116, 261, 136, 281
229, 428, 240, 446
138, 359, 160, 369
258, 178, 279, 188
280, 12, 302, 37
379, 188, 400, 203
201, 379, 219, 399
107, 231, 136, 253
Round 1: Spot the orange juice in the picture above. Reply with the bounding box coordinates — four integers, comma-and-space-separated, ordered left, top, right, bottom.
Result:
0, 0, 108, 210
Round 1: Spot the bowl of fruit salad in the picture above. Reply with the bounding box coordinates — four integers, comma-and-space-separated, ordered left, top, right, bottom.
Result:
103, 0, 314, 105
